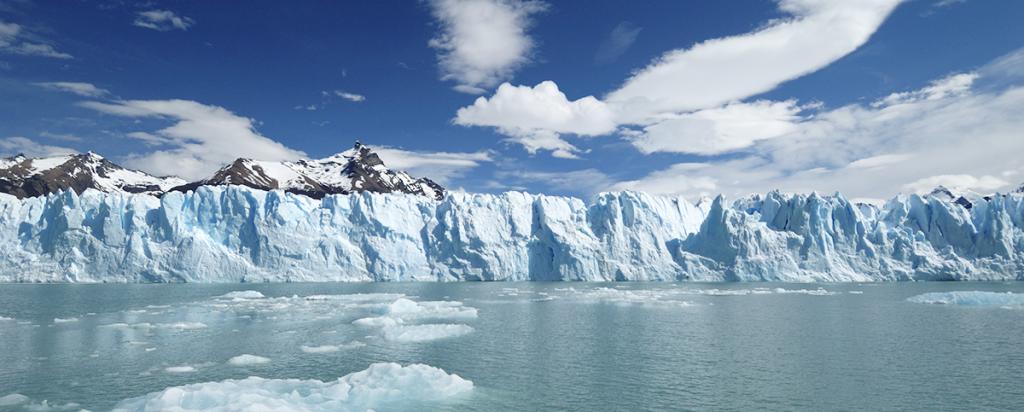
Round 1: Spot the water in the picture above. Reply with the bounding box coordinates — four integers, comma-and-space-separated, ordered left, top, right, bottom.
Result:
1, 282, 1023, 411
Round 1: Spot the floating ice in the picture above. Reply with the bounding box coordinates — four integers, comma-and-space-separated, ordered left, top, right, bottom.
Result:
0, 316, 13, 321
381, 324, 474, 343
112, 363, 473, 412
228, 354, 271, 366
101, 322, 207, 330
217, 290, 266, 300
164, 366, 196, 373
907, 291, 1024, 307
300, 342, 365, 354
0, 393, 28, 406
53, 317, 78, 323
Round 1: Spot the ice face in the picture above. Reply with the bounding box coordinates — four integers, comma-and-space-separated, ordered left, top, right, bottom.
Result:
1, 186, 1023, 282
111, 362, 473, 412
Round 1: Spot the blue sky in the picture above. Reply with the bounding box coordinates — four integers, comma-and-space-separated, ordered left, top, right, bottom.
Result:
1, 0, 1022, 201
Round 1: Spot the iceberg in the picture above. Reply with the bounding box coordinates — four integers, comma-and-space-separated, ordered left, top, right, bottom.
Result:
0, 186, 1022, 282
907, 291, 1024, 307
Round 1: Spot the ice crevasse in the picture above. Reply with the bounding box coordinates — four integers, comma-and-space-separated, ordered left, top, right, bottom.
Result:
0, 185, 1022, 282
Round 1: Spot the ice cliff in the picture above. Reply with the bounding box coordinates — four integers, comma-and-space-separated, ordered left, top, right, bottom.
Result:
1, 185, 1022, 282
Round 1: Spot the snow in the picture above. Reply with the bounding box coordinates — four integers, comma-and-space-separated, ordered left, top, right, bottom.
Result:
907, 291, 1024, 307
228, 354, 271, 366
113, 363, 472, 412
381, 324, 474, 342
27, 155, 73, 173
1, 186, 1024, 282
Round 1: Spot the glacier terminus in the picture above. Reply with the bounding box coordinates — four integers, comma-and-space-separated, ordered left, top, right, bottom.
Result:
1, 184, 1022, 282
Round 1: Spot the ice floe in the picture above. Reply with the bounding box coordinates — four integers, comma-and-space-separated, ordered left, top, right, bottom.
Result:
164, 366, 196, 373
217, 290, 266, 300
227, 354, 271, 366
907, 291, 1024, 307
381, 324, 474, 343
112, 363, 473, 411
52, 317, 78, 323
0, 393, 28, 406
300, 342, 366, 354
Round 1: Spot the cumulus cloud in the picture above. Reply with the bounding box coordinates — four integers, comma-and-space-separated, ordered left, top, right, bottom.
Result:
428, 0, 546, 93
374, 147, 493, 183
79, 99, 305, 180
610, 53, 1024, 199
454, 81, 615, 157
133, 10, 195, 32
34, 82, 109, 97
0, 20, 72, 59
454, 0, 903, 156
0, 136, 76, 158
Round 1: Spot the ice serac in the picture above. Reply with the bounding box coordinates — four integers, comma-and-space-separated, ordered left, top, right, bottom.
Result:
1, 186, 1023, 282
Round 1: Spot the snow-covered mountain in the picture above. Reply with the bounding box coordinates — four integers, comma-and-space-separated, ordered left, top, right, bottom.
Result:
171, 142, 445, 200
0, 152, 185, 198
2, 185, 1023, 282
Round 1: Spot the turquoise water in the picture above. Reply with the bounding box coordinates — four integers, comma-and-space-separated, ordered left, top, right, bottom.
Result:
1, 282, 1023, 411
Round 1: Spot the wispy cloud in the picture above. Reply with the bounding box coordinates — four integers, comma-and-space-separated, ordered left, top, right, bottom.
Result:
594, 22, 641, 65
427, 0, 547, 94
80, 99, 305, 180
34, 82, 109, 97
133, 10, 195, 32
375, 147, 493, 183
0, 20, 73, 59
0, 136, 76, 158
333, 91, 366, 102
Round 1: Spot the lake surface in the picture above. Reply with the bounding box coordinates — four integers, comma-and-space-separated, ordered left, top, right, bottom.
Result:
1, 282, 1023, 411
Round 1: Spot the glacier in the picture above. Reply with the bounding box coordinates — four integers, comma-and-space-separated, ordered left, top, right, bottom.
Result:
0, 185, 1022, 282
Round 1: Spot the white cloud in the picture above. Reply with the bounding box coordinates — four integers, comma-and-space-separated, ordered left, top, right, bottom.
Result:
606, 0, 903, 122
609, 53, 1024, 199
80, 99, 305, 180
874, 72, 978, 107
454, 81, 615, 156
902, 174, 1008, 195
34, 82, 109, 97
428, 0, 546, 93
0, 136, 76, 158
453, 0, 903, 156
375, 147, 493, 183
629, 100, 805, 155
333, 91, 366, 102
594, 22, 641, 64
133, 10, 195, 32
0, 20, 73, 59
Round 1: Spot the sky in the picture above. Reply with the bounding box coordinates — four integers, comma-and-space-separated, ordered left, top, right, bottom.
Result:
1, 0, 1022, 202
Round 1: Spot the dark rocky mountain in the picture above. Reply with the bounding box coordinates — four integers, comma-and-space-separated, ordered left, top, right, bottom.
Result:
0, 152, 185, 199
170, 142, 446, 200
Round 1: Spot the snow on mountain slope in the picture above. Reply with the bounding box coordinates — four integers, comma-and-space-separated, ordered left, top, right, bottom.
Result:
0, 152, 185, 198
171, 142, 445, 200
1, 185, 1023, 282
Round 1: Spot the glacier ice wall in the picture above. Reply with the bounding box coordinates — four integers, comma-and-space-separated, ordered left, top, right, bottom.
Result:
0, 186, 1022, 282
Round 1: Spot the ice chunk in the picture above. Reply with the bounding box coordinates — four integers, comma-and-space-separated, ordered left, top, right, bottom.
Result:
164, 366, 196, 373
0, 393, 29, 406
0, 316, 13, 321
381, 324, 474, 342
907, 291, 1024, 307
112, 363, 472, 411
227, 354, 271, 366
300, 342, 365, 354
53, 317, 79, 323
217, 291, 266, 299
